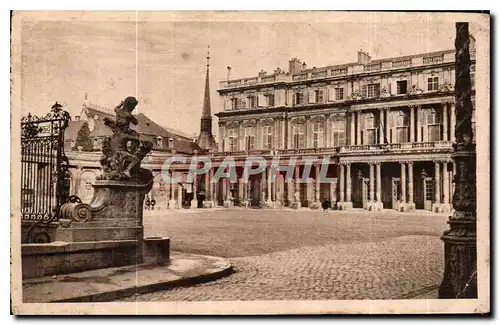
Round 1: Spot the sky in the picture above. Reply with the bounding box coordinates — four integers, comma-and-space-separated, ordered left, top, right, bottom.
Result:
17, 11, 484, 137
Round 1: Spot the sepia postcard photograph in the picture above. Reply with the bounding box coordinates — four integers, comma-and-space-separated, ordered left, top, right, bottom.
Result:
10, 10, 490, 315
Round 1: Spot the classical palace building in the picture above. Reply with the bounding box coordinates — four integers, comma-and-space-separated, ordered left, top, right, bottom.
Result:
64, 43, 476, 212
208, 43, 476, 212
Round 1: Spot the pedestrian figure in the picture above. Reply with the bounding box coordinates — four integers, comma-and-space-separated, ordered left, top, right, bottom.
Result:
145, 197, 151, 210
322, 199, 330, 211
151, 198, 156, 210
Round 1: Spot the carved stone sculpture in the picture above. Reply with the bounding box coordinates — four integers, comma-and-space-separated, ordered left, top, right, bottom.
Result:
97, 96, 153, 183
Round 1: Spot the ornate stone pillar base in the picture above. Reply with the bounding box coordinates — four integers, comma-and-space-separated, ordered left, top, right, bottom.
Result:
432, 202, 442, 213
372, 201, 384, 211
309, 201, 321, 210
168, 199, 177, 210
223, 199, 234, 208
407, 202, 416, 211
261, 200, 275, 209
202, 200, 214, 208
341, 201, 353, 210
190, 199, 198, 209
291, 201, 301, 209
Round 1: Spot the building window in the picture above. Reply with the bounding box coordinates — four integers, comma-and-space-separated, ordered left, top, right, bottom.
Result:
294, 92, 305, 105
426, 109, 442, 141
335, 88, 344, 100
156, 136, 163, 148
266, 94, 275, 107
332, 120, 346, 147
247, 96, 257, 108
361, 83, 381, 98
168, 138, 174, 149
428, 77, 439, 91
244, 126, 255, 150
394, 111, 409, 143
262, 125, 273, 149
292, 124, 305, 149
231, 98, 238, 110
315, 90, 324, 103
312, 122, 324, 148
363, 114, 377, 144
227, 128, 239, 151
396, 80, 408, 94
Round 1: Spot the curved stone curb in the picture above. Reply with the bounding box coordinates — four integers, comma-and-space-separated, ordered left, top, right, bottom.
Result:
23, 252, 233, 303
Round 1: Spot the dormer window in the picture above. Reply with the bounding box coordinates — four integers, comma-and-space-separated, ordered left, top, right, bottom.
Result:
156, 136, 163, 148
168, 138, 174, 149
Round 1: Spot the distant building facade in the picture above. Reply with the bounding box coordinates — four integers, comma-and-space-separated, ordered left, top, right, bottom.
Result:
206, 44, 476, 212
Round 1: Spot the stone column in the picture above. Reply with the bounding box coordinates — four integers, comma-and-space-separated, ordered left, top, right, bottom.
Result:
356, 112, 361, 145
407, 162, 415, 210
442, 161, 451, 212
378, 109, 384, 144
432, 161, 441, 212
339, 164, 345, 203
210, 168, 216, 206
313, 164, 320, 208
350, 113, 356, 145
450, 102, 456, 142
400, 162, 407, 211
345, 163, 352, 205
416, 105, 421, 142
190, 175, 198, 208
330, 180, 336, 206
266, 167, 273, 207
410, 105, 415, 142
369, 163, 375, 208
177, 182, 182, 209
443, 103, 449, 141
292, 165, 301, 209
375, 162, 383, 210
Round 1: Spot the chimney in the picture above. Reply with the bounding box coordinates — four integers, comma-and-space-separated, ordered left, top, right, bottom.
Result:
258, 69, 267, 77
74, 115, 80, 121
302, 62, 307, 71
357, 49, 371, 64
288, 58, 302, 75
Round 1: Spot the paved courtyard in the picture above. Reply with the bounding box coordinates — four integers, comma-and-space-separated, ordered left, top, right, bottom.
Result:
121, 208, 449, 301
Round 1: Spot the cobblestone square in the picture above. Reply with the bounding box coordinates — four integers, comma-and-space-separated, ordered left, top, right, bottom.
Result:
120, 209, 449, 301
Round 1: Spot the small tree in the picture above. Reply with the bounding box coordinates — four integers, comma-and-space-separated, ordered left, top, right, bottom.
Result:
74, 122, 93, 151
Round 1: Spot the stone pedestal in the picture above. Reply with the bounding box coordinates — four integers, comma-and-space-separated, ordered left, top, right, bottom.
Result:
291, 201, 301, 209
202, 200, 214, 208
372, 201, 384, 211
223, 198, 234, 208
190, 199, 198, 209
309, 201, 321, 210
168, 199, 177, 210
341, 201, 353, 210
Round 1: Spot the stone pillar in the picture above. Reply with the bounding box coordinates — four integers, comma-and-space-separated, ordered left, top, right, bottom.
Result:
432, 160, 441, 212
416, 105, 421, 142
369, 163, 375, 210
356, 112, 361, 145
264, 167, 274, 208
210, 168, 216, 207
407, 162, 415, 210
190, 175, 198, 209
177, 182, 182, 209
443, 103, 449, 141
344, 163, 352, 209
311, 164, 320, 209
350, 113, 356, 145
378, 109, 384, 144
330, 180, 336, 207
292, 165, 301, 209
400, 162, 407, 211
202, 170, 212, 208
238, 178, 245, 207
286, 179, 293, 207
374, 162, 383, 211
339, 164, 345, 203
442, 161, 451, 212
168, 171, 176, 209
410, 105, 415, 142
450, 102, 456, 142
439, 23, 477, 298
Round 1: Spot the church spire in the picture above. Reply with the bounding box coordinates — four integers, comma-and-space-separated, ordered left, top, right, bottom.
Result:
197, 45, 216, 151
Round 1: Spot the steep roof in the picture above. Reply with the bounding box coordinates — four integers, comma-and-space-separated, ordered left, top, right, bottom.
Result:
64, 120, 86, 141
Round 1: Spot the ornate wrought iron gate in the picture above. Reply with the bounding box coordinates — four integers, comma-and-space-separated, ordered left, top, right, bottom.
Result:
21, 102, 71, 243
